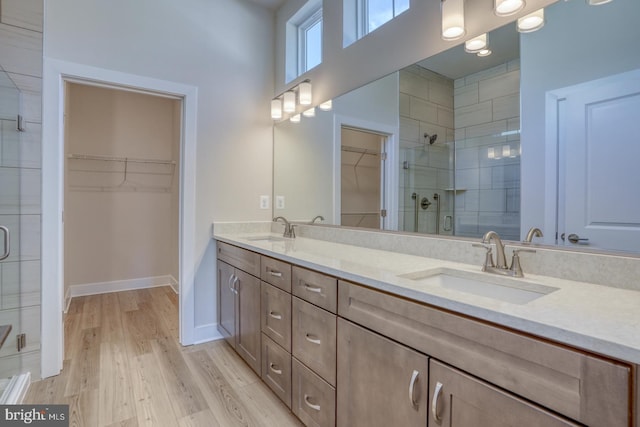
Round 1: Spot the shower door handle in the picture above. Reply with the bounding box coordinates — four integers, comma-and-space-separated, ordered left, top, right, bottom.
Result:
0, 226, 9, 261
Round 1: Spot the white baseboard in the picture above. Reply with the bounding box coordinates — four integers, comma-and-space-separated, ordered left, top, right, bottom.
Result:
67, 275, 176, 303
169, 275, 179, 294
64, 287, 72, 314
192, 322, 223, 344
0, 372, 30, 404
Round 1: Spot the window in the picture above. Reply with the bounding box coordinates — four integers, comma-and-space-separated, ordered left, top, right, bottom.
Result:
285, 1, 323, 83
344, 0, 409, 47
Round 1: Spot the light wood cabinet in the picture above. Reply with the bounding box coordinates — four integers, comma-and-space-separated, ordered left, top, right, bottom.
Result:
292, 358, 336, 427
292, 267, 337, 313
336, 318, 429, 427
235, 269, 261, 374
262, 333, 292, 408
261, 282, 292, 352
217, 260, 236, 347
262, 256, 292, 292
429, 359, 580, 426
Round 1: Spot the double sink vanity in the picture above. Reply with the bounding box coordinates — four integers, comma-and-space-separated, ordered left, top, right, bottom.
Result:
213, 222, 640, 427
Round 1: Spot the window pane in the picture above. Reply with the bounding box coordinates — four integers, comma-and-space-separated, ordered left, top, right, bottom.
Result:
395, 0, 409, 15
305, 20, 322, 71
367, 0, 393, 33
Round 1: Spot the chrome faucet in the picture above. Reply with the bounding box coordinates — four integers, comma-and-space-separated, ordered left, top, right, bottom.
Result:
524, 227, 543, 243
473, 230, 535, 278
273, 216, 295, 238
310, 215, 324, 224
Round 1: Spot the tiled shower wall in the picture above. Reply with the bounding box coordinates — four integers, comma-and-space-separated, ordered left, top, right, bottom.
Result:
454, 60, 521, 241
399, 65, 454, 235
0, 0, 43, 378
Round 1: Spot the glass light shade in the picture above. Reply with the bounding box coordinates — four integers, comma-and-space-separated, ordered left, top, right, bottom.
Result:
502, 145, 511, 157
465, 33, 487, 53
319, 100, 333, 111
587, 0, 613, 5
298, 82, 312, 105
517, 9, 544, 32
477, 49, 492, 57
270, 99, 282, 120
441, 0, 465, 41
303, 107, 316, 117
495, 0, 525, 16
488, 147, 495, 159
290, 114, 301, 123
283, 91, 296, 113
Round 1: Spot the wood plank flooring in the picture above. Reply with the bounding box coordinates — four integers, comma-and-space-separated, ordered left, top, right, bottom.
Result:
25, 287, 302, 427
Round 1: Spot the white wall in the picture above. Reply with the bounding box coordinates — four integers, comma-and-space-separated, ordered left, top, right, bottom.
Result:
520, 0, 640, 241
44, 0, 275, 344
275, 0, 557, 108
64, 83, 179, 289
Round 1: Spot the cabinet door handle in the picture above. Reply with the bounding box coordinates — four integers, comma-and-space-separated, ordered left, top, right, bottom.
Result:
431, 381, 444, 422
303, 394, 321, 411
269, 311, 282, 320
269, 363, 282, 375
408, 370, 419, 408
304, 283, 322, 293
268, 269, 283, 278
305, 333, 321, 345
232, 276, 239, 294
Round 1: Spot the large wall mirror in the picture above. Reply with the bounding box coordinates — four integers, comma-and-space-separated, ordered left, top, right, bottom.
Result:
273, 0, 640, 254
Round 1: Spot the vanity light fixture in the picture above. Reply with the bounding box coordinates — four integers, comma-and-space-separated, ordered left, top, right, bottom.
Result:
319, 100, 333, 111
488, 147, 496, 159
441, 0, 465, 41
465, 33, 488, 53
303, 107, 316, 117
290, 114, 301, 123
270, 99, 283, 120
283, 91, 296, 113
517, 8, 544, 32
502, 145, 511, 157
298, 81, 312, 105
477, 48, 492, 57
495, 0, 525, 16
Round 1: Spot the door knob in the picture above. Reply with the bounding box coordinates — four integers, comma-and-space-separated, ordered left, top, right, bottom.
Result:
567, 233, 589, 244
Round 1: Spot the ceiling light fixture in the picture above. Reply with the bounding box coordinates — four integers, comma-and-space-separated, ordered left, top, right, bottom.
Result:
465, 33, 488, 53
298, 81, 312, 105
283, 91, 296, 113
441, 0, 465, 41
495, 0, 525, 16
517, 8, 544, 32
270, 99, 282, 120
477, 48, 492, 57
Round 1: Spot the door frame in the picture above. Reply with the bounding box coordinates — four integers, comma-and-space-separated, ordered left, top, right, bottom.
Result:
333, 114, 398, 230
41, 58, 198, 378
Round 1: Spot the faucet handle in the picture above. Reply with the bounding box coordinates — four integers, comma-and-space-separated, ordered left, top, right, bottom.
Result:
509, 248, 536, 277
290, 224, 297, 238
472, 243, 494, 271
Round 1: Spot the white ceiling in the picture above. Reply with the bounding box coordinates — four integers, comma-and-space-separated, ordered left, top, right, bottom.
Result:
247, 0, 286, 10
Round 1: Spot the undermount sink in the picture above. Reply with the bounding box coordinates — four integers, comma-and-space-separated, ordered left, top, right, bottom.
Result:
246, 235, 287, 243
397, 268, 558, 305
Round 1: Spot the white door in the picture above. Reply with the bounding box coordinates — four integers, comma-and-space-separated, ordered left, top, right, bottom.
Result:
560, 70, 640, 253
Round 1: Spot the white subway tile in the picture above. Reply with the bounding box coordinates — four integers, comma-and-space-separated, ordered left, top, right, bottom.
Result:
0, 23, 42, 77
0, 0, 43, 32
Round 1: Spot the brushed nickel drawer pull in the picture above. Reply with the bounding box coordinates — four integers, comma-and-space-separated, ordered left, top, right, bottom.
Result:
431, 381, 444, 422
304, 283, 322, 293
269, 363, 282, 375
269, 311, 282, 320
304, 394, 321, 411
305, 333, 321, 345
268, 269, 283, 278
409, 370, 419, 408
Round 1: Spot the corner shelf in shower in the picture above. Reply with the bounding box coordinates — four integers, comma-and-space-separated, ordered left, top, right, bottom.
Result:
67, 153, 176, 193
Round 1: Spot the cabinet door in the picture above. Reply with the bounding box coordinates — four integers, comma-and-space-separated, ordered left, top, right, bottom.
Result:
235, 269, 262, 374
429, 360, 581, 427
336, 318, 429, 427
261, 282, 292, 352
217, 260, 236, 348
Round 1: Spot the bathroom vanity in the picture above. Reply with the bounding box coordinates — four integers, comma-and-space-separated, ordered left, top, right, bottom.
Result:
214, 224, 639, 427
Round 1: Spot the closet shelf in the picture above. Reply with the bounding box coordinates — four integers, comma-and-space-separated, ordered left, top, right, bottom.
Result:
67, 153, 176, 193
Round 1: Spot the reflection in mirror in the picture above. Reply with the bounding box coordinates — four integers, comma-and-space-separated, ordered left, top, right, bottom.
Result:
273, 0, 640, 254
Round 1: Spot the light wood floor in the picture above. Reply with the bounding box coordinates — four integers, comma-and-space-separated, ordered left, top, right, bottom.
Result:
25, 287, 302, 427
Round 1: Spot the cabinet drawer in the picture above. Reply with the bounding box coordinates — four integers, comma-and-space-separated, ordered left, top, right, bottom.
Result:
217, 241, 260, 276
292, 267, 337, 313
261, 256, 292, 292
292, 297, 337, 386
292, 357, 336, 427
338, 280, 632, 427
262, 334, 292, 409
261, 282, 292, 352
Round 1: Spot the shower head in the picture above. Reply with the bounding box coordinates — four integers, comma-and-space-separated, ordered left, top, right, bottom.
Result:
424, 133, 438, 145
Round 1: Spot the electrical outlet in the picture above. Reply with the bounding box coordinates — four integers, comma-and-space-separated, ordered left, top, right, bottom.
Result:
276, 195, 285, 210
260, 195, 270, 209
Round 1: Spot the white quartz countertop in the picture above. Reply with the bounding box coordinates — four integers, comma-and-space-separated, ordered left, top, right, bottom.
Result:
214, 231, 640, 364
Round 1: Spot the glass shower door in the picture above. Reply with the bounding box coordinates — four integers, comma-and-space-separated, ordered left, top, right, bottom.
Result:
0, 68, 23, 388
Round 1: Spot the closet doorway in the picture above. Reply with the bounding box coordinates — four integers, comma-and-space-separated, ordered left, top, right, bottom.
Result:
340, 126, 388, 229
63, 82, 180, 330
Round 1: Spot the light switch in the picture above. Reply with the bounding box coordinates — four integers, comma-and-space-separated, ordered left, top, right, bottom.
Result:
276, 196, 285, 209
260, 195, 270, 209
